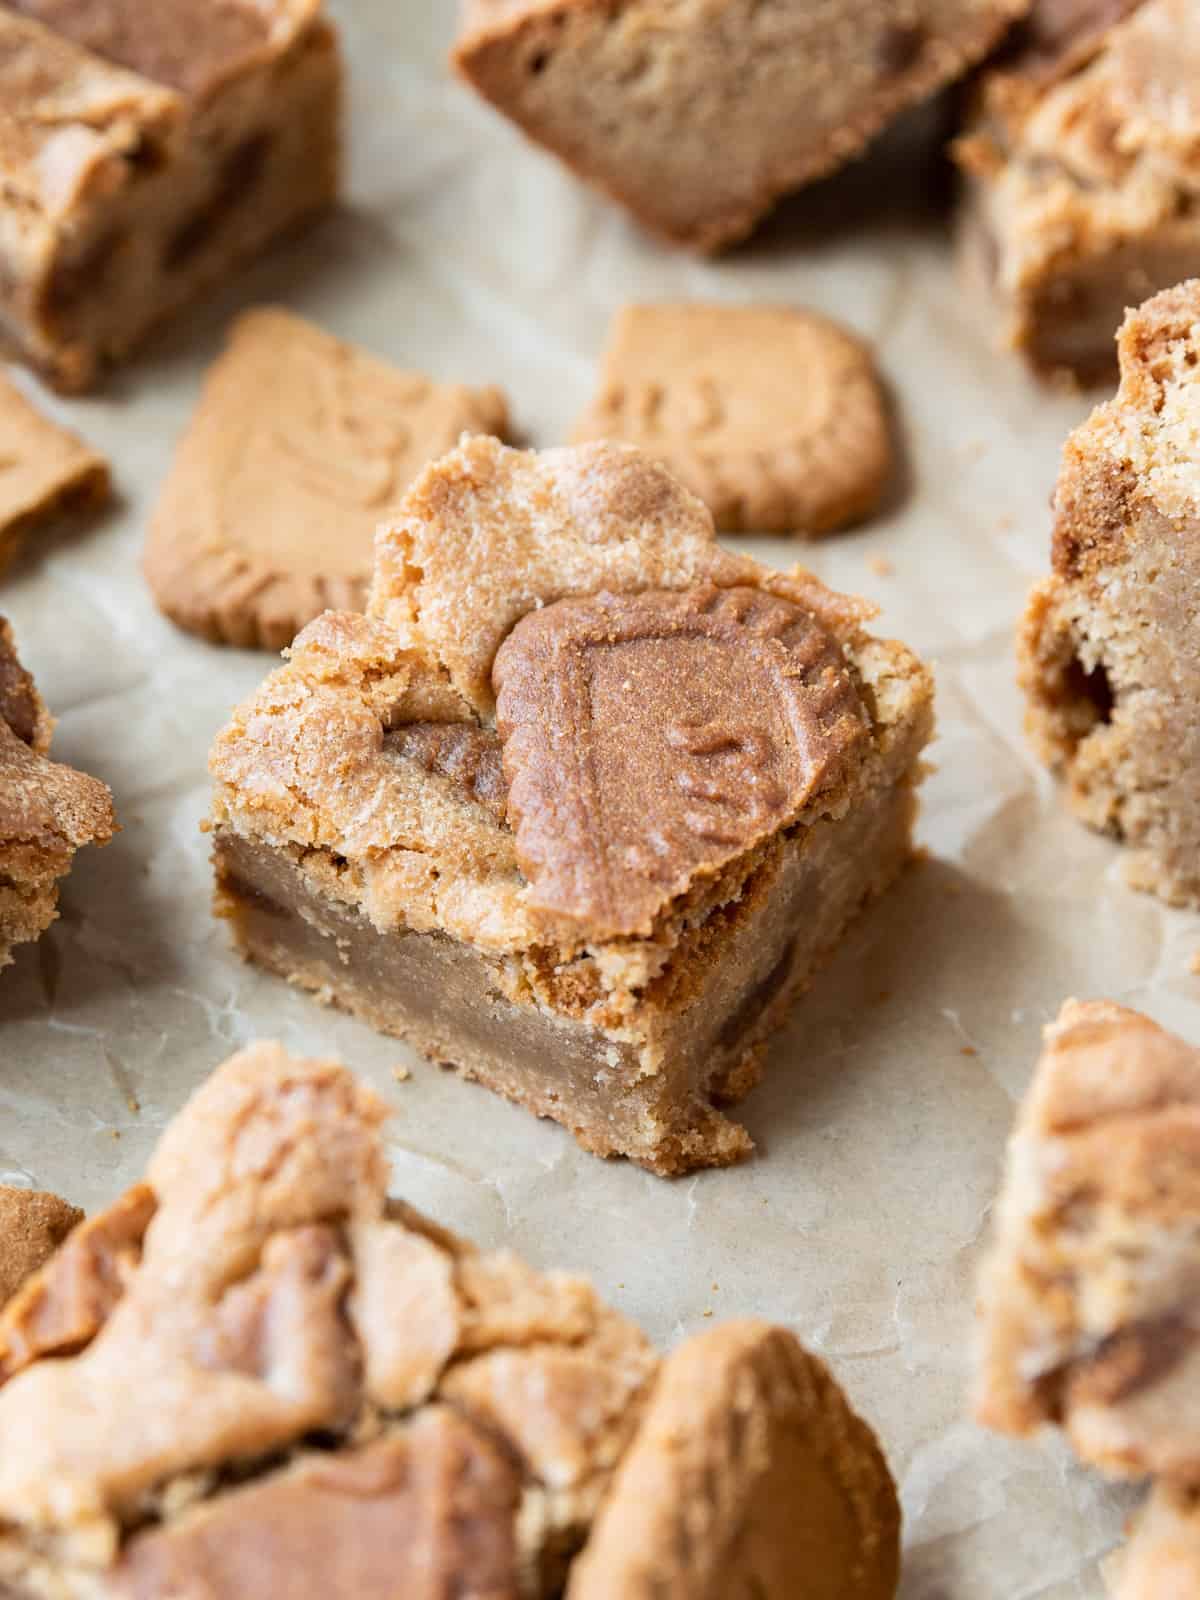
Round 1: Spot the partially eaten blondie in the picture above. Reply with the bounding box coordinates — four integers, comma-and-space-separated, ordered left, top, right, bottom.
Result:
210, 438, 932, 1174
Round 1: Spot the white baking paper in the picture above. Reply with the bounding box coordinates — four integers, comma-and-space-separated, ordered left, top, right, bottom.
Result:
2, 5, 1191, 1594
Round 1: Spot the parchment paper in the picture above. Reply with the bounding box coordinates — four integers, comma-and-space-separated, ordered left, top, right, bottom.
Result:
1, 5, 1191, 1593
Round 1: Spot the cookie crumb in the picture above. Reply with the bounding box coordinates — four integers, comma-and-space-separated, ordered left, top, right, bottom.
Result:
961, 1046, 978, 1058
392, 1065, 411, 1083
868, 555, 894, 577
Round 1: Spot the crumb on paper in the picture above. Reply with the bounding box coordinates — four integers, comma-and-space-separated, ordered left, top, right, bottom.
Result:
111, 1130, 120, 1141
711, 1281, 719, 1291
126, 1095, 139, 1114
995, 514, 1013, 533
867, 555, 894, 577
392, 1064, 411, 1083
961, 1046, 978, 1058
702, 1309, 713, 1319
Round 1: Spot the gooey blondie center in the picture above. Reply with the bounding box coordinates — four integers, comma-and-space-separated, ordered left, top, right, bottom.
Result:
209, 438, 933, 1175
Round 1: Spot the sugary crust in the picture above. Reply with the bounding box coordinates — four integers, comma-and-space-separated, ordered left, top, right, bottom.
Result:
143, 308, 509, 651
955, 0, 1200, 379
1109, 1482, 1200, 1599
572, 304, 892, 535
1019, 281, 1200, 905
975, 999, 1200, 1482
0, 375, 110, 576
0, 1187, 83, 1310
567, 1319, 900, 1599
455, 0, 1028, 252
369, 435, 873, 718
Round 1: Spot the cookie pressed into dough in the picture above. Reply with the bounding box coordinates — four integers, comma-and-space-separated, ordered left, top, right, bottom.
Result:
0, 375, 109, 576
572, 304, 893, 535
143, 308, 510, 650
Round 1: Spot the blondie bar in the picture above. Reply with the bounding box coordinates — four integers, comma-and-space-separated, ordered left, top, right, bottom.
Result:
455, 0, 1028, 251
0, 1, 340, 390
0, 617, 114, 970
1020, 281, 1200, 906
956, 0, 1200, 381
976, 999, 1200, 1482
209, 438, 933, 1174
0, 1041, 901, 1599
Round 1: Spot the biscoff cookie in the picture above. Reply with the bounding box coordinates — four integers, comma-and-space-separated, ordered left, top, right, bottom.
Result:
0, 375, 109, 576
572, 305, 893, 535
0, 1187, 82, 1309
569, 1319, 900, 1599
143, 308, 510, 651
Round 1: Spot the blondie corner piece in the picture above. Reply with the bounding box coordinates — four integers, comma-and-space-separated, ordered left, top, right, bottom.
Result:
0, 617, 114, 971
0, 1, 340, 392
453, 0, 1028, 252
975, 999, 1200, 1482
571, 304, 893, 537
1019, 281, 1200, 907
209, 437, 933, 1175
143, 308, 510, 650
956, 0, 1200, 383
0, 1042, 901, 1599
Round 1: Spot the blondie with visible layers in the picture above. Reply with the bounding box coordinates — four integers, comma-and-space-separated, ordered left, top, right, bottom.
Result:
956, 0, 1200, 382
0, 1041, 901, 1599
209, 438, 933, 1175
455, 0, 1028, 252
976, 999, 1200, 1482
0, 617, 114, 970
1020, 281, 1200, 906
0, 1, 340, 391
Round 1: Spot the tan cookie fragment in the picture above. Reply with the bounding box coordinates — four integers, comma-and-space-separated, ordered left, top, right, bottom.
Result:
143, 308, 510, 651
454, 0, 1028, 251
0, 1187, 83, 1310
573, 305, 893, 535
567, 1319, 900, 1599
0, 617, 115, 971
975, 999, 1200, 1482
0, 375, 109, 575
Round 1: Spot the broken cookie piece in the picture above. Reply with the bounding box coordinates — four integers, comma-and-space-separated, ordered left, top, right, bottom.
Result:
1019, 281, 1200, 907
143, 308, 510, 650
956, 0, 1200, 382
1107, 1483, 1200, 1598
454, 0, 1029, 251
0, 1186, 83, 1309
0, 618, 115, 971
0, 1041, 901, 1599
0, 2, 340, 392
572, 305, 893, 535
209, 437, 933, 1174
0, 376, 110, 576
975, 999, 1200, 1483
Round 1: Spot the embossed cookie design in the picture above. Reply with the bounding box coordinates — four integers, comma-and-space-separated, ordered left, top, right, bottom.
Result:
143, 308, 510, 649
494, 585, 870, 937
572, 304, 894, 535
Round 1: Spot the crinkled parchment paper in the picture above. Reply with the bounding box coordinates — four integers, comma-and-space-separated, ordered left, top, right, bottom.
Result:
1, 5, 1192, 1594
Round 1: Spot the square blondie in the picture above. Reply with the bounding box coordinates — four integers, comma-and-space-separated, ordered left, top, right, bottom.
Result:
956, 0, 1200, 382
209, 439, 933, 1174
0, 1, 340, 391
